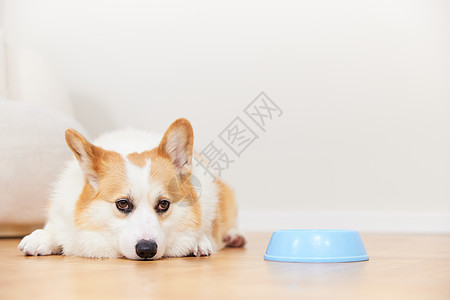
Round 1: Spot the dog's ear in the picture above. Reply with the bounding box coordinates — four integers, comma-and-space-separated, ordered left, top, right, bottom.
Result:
65, 129, 103, 189
158, 118, 194, 175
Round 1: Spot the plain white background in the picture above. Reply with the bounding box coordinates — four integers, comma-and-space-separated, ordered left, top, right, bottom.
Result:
2, 0, 449, 232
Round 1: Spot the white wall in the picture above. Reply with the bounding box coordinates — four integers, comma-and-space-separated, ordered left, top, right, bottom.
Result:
3, 0, 450, 232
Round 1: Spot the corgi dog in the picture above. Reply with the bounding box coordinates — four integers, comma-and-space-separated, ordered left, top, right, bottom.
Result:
18, 118, 245, 260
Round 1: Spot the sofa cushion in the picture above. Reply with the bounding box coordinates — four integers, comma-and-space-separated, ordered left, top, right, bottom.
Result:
0, 99, 87, 236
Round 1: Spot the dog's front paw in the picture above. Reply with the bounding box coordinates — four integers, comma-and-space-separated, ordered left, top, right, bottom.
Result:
192, 235, 213, 257
18, 229, 59, 256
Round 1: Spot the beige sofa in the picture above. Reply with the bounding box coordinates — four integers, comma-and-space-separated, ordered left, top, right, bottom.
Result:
0, 33, 87, 236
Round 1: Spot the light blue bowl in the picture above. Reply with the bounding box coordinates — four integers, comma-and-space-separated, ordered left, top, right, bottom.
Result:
264, 229, 369, 263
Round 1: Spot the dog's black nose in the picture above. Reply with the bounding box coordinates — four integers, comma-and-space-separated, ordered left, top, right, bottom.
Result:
135, 240, 158, 259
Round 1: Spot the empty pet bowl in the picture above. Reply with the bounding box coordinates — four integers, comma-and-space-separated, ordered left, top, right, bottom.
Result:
264, 229, 369, 263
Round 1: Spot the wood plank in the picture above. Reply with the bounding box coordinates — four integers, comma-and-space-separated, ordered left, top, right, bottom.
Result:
0, 233, 449, 299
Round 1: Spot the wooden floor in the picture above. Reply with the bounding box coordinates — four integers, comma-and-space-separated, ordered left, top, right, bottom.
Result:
1, 233, 449, 300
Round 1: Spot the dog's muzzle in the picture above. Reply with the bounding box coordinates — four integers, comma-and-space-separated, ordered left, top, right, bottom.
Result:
135, 240, 158, 259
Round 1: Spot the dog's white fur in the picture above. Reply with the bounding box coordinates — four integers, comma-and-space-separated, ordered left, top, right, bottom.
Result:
18, 120, 245, 260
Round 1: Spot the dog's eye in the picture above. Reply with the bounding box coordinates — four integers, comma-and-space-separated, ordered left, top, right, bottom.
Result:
116, 199, 133, 213
156, 199, 170, 213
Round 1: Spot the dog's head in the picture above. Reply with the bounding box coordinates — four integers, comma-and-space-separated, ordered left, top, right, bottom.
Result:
65, 118, 200, 260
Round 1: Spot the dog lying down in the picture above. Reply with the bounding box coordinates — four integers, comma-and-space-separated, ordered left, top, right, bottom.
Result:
18, 118, 246, 260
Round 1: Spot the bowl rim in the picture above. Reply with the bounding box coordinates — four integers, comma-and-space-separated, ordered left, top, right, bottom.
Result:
274, 229, 359, 233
